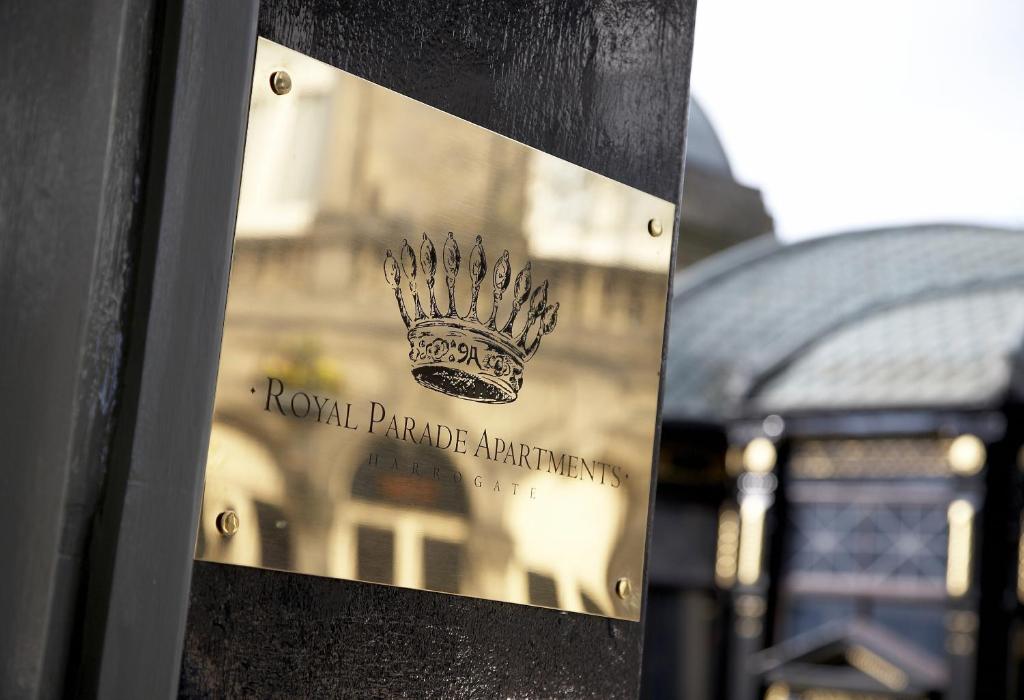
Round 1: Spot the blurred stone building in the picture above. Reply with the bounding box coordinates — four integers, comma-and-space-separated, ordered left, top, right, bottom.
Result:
676, 103, 772, 267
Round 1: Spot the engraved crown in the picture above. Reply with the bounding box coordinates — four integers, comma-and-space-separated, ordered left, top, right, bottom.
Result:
384, 233, 558, 404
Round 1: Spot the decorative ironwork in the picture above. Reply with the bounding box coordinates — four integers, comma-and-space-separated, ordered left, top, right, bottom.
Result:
784, 489, 949, 595
789, 438, 952, 480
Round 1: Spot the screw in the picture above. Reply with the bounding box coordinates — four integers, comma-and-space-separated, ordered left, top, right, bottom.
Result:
647, 218, 663, 237
270, 70, 292, 95
216, 510, 240, 536
615, 577, 632, 599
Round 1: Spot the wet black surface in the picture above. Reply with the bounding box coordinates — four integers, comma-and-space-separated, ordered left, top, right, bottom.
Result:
181, 1, 694, 696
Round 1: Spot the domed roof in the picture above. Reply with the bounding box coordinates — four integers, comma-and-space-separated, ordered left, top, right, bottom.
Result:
663, 224, 1024, 424
685, 100, 733, 178
755, 285, 1024, 414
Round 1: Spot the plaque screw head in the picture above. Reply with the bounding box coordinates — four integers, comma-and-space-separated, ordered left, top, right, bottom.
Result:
216, 510, 240, 537
270, 70, 292, 95
615, 577, 632, 599
647, 218, 663, 237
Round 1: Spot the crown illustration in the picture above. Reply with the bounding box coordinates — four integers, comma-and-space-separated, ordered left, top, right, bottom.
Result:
384, 233, 559, 404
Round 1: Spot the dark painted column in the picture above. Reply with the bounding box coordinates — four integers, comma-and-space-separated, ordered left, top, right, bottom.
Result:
0, 0, 158, 695
76, 2, 258, 697
0, 1, 257, 697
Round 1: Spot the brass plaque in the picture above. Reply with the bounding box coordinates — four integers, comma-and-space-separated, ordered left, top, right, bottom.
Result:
197, 37, 675, 620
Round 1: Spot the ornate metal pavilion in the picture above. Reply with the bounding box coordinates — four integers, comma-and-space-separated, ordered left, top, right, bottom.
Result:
648, 224, 1024, 699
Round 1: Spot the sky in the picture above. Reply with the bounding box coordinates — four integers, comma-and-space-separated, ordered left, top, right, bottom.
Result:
689, 0, 1024, 242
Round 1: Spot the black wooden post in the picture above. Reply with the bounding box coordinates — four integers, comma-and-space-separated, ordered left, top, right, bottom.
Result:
181, 2, 696, 696
0, 0, 161, 695
0, 1, 256, 696
75, 1, 258, 696
1, 1, 696, 696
